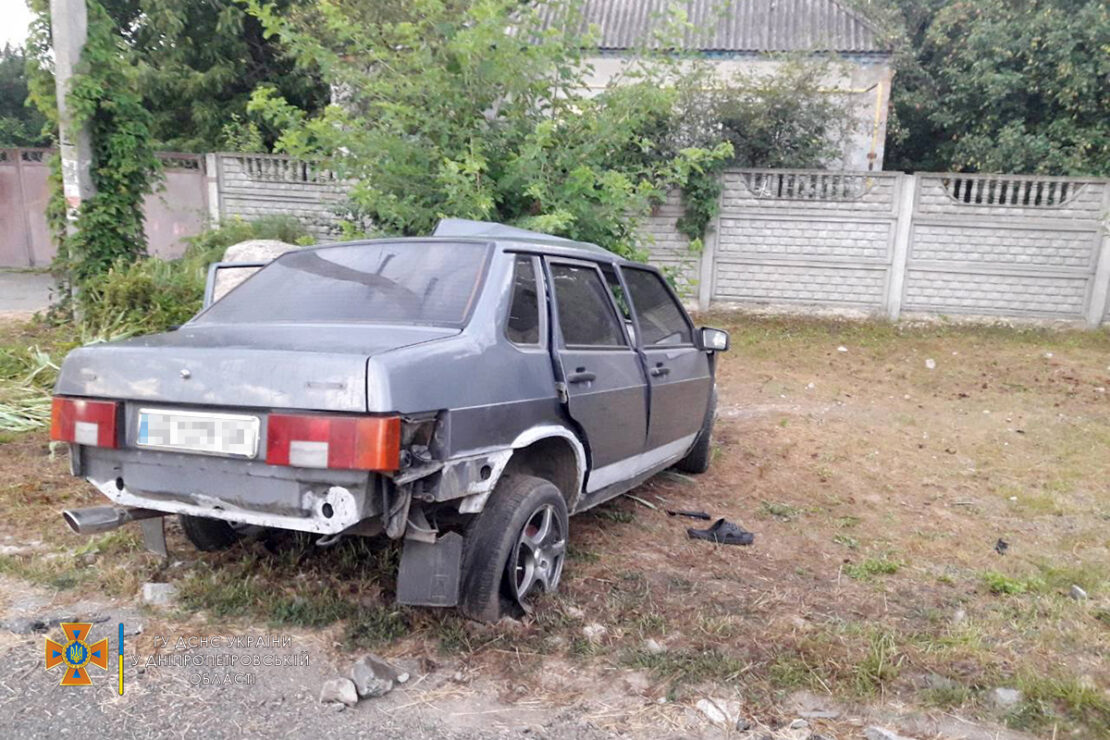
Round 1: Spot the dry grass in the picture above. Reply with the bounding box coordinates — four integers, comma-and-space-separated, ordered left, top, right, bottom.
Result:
2, 314, 1109, 736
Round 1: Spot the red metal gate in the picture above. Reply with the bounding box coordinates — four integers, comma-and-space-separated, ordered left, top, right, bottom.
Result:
0, 149, 209, 268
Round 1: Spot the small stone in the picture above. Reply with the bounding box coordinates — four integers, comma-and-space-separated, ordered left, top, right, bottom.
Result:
952, 609, 967, 624
806, 382, 815, 390
319, 677, 358, 706
582, 622, 607, 643
988, 687, 1023, 710
350, 654, 399, 698
395, 671, 410, 684
1044, 352, 1054, 359
565, 606, 585, 619
643, 638, 665, 655
695, 698, 741, 728
864, 727, 916, 740
1070, 585, 1088, 601
837, 346, 848, 353
799, 710, 841, 719
789, 718, 809, 729
141, 582, 177, 606
925, 358, 936, 370
735, 717, 752, 731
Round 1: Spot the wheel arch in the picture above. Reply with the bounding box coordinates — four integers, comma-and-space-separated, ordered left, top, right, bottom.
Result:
502, 425, 586, 511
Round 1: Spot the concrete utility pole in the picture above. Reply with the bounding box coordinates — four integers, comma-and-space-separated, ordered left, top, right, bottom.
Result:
50, 0, 95, 233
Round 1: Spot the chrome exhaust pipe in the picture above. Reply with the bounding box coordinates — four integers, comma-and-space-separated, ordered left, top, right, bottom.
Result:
62, 506, 164, 535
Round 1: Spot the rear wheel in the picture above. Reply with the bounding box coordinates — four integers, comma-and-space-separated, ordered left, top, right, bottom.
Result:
179, 514, 241, 552
459, 475, 568, 622
675, 387, 717, 474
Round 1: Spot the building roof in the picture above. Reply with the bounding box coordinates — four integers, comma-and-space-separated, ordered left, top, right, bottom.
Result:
536, 0, 889, 54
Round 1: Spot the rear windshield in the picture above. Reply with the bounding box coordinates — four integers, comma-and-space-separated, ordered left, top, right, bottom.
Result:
195, 241, 490, 327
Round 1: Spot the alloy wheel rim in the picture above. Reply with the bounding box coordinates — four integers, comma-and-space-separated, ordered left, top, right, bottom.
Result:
510, 503, 566, 601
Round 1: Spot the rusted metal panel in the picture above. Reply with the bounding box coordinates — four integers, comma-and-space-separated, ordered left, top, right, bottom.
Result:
146, 153, 208, 259
0, 148, 53, 268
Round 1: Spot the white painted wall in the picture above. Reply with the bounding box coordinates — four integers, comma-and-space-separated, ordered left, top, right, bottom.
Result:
581, 54, 893, 171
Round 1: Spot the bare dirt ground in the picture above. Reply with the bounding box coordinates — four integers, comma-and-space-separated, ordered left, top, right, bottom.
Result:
1, 313, 1107, 739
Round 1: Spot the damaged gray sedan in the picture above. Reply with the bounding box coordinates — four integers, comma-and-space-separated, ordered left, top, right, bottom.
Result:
51, 220, 729, 620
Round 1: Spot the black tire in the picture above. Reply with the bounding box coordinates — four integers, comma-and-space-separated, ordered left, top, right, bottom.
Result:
459, 474, 569, 623
675, 387, 717, 474
179, 514, 241, 552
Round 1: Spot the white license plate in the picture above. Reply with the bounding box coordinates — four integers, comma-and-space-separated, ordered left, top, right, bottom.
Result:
136, 408, 260, 458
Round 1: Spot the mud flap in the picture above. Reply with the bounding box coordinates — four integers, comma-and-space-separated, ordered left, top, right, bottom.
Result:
395, 532, 463, 607
140, 517, 167, 557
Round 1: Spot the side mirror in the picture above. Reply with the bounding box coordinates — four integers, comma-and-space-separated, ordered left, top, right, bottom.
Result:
697, 327, 730, 352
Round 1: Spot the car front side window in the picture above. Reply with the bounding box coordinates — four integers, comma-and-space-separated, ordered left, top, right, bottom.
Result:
622, 268, 692, 346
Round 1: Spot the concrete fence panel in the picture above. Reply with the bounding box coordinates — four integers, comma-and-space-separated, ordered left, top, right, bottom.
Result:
211, 153, 347, 240
902, 173, 1109, 323
645, 167, 1110, 327
706, 169, 904, 312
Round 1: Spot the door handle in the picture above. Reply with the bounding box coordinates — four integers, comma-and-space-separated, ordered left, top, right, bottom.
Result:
567, 371, 596, 384
650, 365, 670, 377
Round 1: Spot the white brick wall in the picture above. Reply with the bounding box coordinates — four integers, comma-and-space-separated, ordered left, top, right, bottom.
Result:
715, 263, 887, 306
903, 271, 1089, 317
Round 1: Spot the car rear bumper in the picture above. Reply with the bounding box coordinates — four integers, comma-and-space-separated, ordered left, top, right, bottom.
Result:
76, 445, 382, 535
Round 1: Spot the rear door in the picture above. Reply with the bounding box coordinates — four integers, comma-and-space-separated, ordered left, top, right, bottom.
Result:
544, 258, 648, 487
620, 266, 711, 452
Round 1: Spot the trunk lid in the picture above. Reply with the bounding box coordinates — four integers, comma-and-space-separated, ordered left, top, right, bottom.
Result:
54, 323, 458, 412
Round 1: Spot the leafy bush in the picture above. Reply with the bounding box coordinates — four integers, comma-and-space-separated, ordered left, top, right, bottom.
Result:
77, 215, 313, 337
246, 0, 731, 258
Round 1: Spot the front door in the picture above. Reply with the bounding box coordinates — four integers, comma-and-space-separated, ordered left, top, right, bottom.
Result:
620, 266, 711, 453
544, 259, 648, 492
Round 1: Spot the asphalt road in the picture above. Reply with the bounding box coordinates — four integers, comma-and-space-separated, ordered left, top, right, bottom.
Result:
0, 272, 54, 315
0, 582, 618, 740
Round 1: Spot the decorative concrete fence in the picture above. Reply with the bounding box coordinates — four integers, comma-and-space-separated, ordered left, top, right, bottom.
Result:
205, 153, 347, 241
642, 169, 1110, 326
5, 150, 1109, 327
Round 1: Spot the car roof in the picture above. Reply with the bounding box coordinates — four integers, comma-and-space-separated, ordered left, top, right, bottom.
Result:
287, 219, 646, 268
432, 219, 629, 264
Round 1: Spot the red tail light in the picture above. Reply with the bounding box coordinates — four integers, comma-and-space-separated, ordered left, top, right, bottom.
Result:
266, 414, 401, 471
50, 397, 120, 448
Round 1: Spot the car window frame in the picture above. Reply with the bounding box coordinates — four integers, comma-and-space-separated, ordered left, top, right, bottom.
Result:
502, 252, 547, 349
544, 257, 633, 352
619, 265, 697, 349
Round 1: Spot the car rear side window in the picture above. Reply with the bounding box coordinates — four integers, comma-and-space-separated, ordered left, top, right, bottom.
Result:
195, 242, 490, 327
506, 256, 541, 345
622, 268, 692, 346
550, 264, 627, 348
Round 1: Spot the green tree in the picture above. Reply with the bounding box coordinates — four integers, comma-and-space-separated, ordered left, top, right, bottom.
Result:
94, 0, 328, 151
245, 0, 730, 257
27, 0, 161, 288
858, 0, 1110, 175
0, 44, 49, 147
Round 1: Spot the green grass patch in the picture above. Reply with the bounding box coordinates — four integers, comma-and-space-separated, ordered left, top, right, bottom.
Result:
981, 571, 1045, 596
844, 557, 900, 580
624, 647, 747, 686
759, 500, 800, 521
